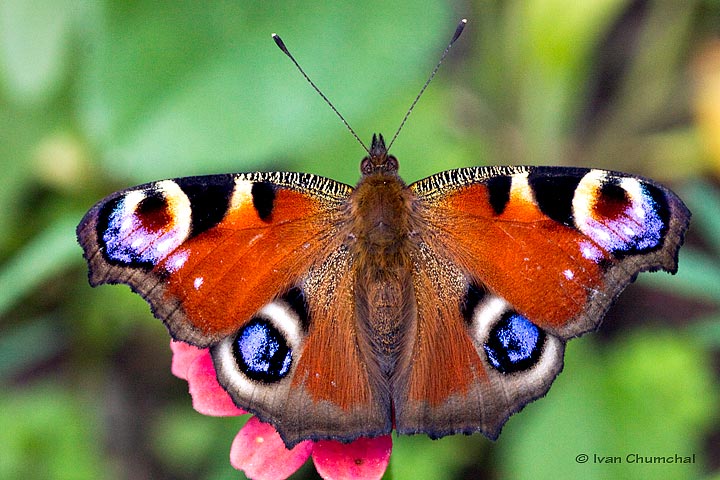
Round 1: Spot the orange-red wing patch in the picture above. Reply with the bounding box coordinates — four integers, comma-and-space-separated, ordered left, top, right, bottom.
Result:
160, 188, 337, 340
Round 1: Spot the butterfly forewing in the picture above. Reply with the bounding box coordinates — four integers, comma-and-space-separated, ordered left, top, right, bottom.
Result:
77, 172, 352, 345
410, 166, 690, 339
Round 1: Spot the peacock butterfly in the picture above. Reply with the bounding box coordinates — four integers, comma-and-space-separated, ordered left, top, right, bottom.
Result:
76, 20, 690, 448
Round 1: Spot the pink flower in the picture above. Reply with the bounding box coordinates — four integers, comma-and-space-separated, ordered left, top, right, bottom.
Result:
170, 340, 393, 480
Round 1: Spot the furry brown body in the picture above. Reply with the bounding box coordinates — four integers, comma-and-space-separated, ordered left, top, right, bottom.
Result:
346, 138, 418, 382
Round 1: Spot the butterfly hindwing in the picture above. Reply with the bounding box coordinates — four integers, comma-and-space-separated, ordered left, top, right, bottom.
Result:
211, 265, 392, 447
393, 243, 566, 439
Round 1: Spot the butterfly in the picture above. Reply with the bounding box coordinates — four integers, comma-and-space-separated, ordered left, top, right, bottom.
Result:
77, 130, 690, 448
77, 18, 690, 448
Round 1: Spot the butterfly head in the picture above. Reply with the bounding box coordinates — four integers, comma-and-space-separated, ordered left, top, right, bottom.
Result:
361, 134, 399, 176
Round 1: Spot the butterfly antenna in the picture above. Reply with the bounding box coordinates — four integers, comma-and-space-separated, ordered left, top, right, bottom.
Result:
386, 18, 467, 151
272, 33, 370, 154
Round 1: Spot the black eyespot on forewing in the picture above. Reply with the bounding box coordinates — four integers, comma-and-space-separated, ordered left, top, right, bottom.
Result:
233, 318, 292, 383
593, 180, 629, 220
486, 176, 512, 215
587, 178, 673, 257
529, 168, 589, 227
176, 175, 235, 237
484, 312, 545, 374
461, 283, 487, 324
251, 182, 277, 221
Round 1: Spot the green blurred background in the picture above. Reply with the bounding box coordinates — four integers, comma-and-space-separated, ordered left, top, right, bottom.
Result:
1, 1, 719, 479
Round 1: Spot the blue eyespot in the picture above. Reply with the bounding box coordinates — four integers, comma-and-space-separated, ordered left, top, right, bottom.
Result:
484, 313, 544, 374
233, 319, 292, 382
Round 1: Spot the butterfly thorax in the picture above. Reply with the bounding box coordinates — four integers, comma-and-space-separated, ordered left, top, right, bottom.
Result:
350, 174, 411, 254
352, 134, 410, 259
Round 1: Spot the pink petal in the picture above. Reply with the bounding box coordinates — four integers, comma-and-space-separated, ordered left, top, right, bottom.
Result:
230, 416, 313, 480
169, 340, 205, 379
312, 435, 392, 480
186, 350, 246, 416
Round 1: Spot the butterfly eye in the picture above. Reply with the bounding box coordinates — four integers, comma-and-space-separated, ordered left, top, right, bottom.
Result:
483, 312, 545, 374
360, 157, 373, 175
233, 318, 292, 382
386, 155, 399, 172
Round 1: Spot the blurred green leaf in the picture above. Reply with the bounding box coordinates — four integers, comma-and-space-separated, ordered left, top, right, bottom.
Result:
0, 107, 67, 253
0, 214, 81, 315
687, 314, 720, 348
640, 247, 720, 303
0, 384, 106, 480
151, 404, 247, 478
501, 0, 630, 164
388, 434, 484, 480
682, 180, 720, 254
0, 318, 64, 380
